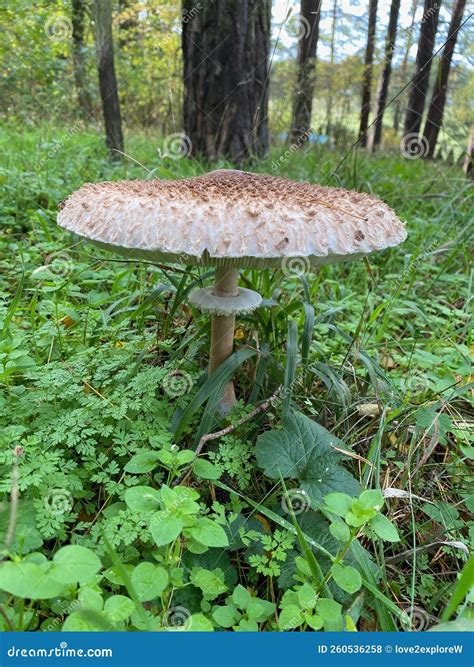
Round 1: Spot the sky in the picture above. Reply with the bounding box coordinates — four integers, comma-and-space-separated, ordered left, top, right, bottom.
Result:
271, 0, 465, 63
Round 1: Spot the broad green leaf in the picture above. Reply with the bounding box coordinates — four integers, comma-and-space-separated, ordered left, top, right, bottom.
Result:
62, 610, 115, 631
329, 520, 351, 542
190, 568, 227, 600
78, 586, 103, 612
189, 518, 229, 547
246, 598, 275, 622
297, 583, 317, 610
231, 584, 251, 610
193, 458, 220, 480
131, 562, 169, 602
52, 545, 101, 584
324, 493, 353, 516
124, 486, 161, 512
331, 563, 362, 594
187, 613, 214, 631
150, 512, 183, 547
212, 604, 239, 628
256, 412, 359, 503
369, 514, 400, 542
278, 604, 304, 630
316, 598, 342, 622
237, 618, 258, 631
0, 501, 43, 553
124, 451, 160, 474
306, 612, 324, 630
104, 595, 135, 622
0, 562, 64, 599
359, 489, 384, 511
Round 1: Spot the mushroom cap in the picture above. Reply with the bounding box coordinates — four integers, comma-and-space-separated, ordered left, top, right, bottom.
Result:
57, 169, 407, 269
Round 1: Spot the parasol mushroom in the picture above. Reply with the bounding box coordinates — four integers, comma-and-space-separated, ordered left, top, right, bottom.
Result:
57, 169, 407, 414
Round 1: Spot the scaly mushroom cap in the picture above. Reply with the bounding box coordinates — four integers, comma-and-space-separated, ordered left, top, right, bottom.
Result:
57, 169, 407, 268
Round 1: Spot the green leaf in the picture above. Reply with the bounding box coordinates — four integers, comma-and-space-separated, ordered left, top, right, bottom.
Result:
369, 514, 400, 542
316, 597, 343, 629
124, 451, 160, 474
278, 604, 304, 630
62, 609, 115, 631
188, 518, 229, 548
190, 568, 227, 600
150, 512, 183, 547
78, 587, 103, 612
256, 412, 359, 503
231, 584, 251, 610
0, 562, 65, 600
329, 520, 351, 542
212, 605, 239, 628
131, 562, 169, 602
441, 554, 474, 622
237, 618, 258, 631
193, 458, 220, 480
0, 500, 43, 553
104, 595, 135, 622
297, 583, 317, 610
331, 563, 362, 594
246, 598, 276, 622
187, 613, 214, 631
359, 489, 384, 511
324, 492, 353, 516
52, 545, 101, 584
124, 486, 161, 512
306, 612, 324, 630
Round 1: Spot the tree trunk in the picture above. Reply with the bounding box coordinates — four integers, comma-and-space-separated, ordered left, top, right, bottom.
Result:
422, 0, 467, 158
367, 0, 400, 151
403, 0, 442, 139
71, 0, 93, 119
325, 0, 338, 136
358, 0, 378, 147
463, 126, 474, 179
393, 0, 418, 132
182, 0, 271, 165
93, 0, 124, 157
289, 0, 323, 143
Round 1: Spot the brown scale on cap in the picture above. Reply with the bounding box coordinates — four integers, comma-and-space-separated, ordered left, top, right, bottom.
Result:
57, 169, 407, 269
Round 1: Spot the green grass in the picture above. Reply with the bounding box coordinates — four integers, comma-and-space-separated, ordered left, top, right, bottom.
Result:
0, 123, 472, 632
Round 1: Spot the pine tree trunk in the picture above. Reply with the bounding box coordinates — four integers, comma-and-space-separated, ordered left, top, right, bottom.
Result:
403, 0, 442, 139
182, 0, 271, 165
358, 0, 378, 147
289, 0, 323, 143
422, 0, 466, 158
71, 0, 93, 119
93, 0, 124, 157
393, 0, 418, 132
367, 0, 400, 151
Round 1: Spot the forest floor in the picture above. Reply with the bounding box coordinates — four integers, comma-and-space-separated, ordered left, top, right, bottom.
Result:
0, 124, 472, 632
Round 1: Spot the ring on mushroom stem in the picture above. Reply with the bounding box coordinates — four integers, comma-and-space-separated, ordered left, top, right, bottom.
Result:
57, 169, 407, 416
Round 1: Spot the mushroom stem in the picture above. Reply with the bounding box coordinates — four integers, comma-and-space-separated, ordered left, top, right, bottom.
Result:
209, 267, 239, 415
